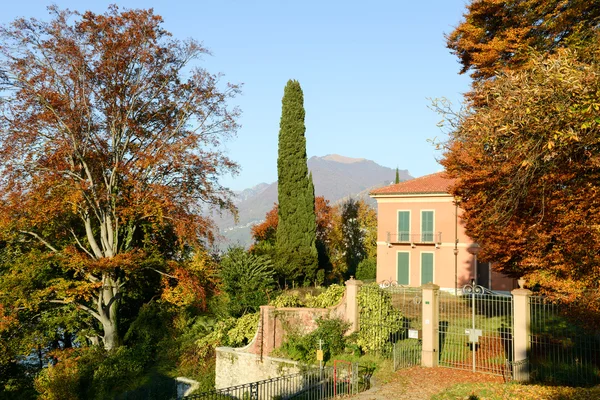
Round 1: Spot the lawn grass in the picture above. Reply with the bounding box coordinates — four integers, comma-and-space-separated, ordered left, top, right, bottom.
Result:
432, 382, 600, 400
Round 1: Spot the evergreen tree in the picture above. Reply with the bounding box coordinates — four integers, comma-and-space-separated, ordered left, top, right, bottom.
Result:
276, 80, 318, 283
395, 167, 400, 184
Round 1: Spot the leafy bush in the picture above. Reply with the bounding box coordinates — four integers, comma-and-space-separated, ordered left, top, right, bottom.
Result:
357, 284, 403, 353
316, 269, 325, 286
124, 302, 174, 368
269, 284, 345, 309
275, 317, 350, 364
270, 292, 302, 308
34, 346, 173, 400
220, 247, 276, 317
304, 284, 345, 308
227, 312, 260, 347
356, 258, 376, 281
34, 350, 82, 400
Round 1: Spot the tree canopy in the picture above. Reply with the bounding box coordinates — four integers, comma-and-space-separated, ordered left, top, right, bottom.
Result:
441, 41, 600, 303
0, 5, 240, 351
447, 0, 600, 80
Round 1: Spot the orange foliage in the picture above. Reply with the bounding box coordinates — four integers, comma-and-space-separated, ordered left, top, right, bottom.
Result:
160, 250, 220, 310
251, 196, 333, 246
441, 44, 600, 304
251, 203, 278, 244
0, 304, 17, 332
0, 5, 240, 349
447, 0, 600, 80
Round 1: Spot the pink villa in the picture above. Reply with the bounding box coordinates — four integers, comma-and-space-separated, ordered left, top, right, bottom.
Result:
370, 172, 516, 292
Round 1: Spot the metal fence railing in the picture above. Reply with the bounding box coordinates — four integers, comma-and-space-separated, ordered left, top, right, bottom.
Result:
182, 364, 363, 400
438, 285, 513, 376
529, 296, 600, 386
386, 232, 442, 245
359, 283, 422, 365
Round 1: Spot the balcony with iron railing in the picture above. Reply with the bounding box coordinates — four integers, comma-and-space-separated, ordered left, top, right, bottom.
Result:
386, 232, 442, 247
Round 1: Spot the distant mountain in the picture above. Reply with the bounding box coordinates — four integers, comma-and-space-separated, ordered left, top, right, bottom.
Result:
213, 155, 412, 249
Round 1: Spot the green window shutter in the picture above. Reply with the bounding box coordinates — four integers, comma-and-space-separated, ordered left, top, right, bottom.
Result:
398, 211, 410, 242
421, 253, 434, 285
397, 252, 409, 285
421, 211, 434, 242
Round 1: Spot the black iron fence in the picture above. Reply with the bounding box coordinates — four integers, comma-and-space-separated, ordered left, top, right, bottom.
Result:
529, 296, 600, 386
182, 363, 364, 400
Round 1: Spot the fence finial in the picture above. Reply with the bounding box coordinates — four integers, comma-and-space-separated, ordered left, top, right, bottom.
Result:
518, 277, 526, 289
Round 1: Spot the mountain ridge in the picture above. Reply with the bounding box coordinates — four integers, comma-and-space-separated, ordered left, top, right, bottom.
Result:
214, 155, 412, 248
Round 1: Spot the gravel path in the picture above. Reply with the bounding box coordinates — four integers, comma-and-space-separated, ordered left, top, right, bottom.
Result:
351, 366, 504, 400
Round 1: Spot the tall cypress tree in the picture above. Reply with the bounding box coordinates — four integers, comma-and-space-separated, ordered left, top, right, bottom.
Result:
395, 167, 400, 184
276, 80, 318, 283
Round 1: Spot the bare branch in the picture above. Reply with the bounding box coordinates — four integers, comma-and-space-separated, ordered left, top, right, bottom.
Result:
144, 267, 177, 279
19, 231, 59, 253
48, 299, 102, 323
70, 228, 95, 259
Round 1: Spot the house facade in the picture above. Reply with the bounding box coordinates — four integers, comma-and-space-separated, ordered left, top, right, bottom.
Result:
370, 172, 515, 292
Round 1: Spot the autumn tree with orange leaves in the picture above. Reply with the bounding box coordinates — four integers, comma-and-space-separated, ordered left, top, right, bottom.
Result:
0, 6, 239, 351
440, 41, 600, 306
442, 1, 600, 309
447, 0, 600, 81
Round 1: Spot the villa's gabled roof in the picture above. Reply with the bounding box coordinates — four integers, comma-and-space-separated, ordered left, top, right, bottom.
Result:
370, 172, 455, 196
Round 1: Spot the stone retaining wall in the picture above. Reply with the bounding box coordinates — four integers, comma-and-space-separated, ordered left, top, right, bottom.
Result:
215, 347, 300, 389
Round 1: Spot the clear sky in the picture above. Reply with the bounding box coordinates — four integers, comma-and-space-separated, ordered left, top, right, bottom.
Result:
1, 1, 472, 191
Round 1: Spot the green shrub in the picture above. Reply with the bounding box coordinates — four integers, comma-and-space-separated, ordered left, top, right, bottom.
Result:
227, 312, 260, 347
356, 258, 376, 281
357, 284, 403, 353
34, 346, 173, 400
220, 247, 276, 317
304, 284, 345, 308
316, 269, 325, 286
275, 317, 350, 364
270, 292, 302, 308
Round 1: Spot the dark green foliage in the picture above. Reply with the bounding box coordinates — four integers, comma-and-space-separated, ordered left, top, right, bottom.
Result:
276, 80, 318, 283
123, 302, 175, 368
316, 269, 325, 286
395, 168, 400, 184
276, 318, 350, 364
356, 258, 376, 281
341, 199, 366, 279
220, 247, 276, 317
0, 360, 36, 400
34, 346, 177, 400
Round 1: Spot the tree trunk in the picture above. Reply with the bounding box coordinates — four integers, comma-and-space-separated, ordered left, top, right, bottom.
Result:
101, 317, 119, 351
98, 273, 120, 351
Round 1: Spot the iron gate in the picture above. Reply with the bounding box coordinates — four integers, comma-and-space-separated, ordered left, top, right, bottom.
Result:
359, 282, 422, 370
438, 284, 513, 376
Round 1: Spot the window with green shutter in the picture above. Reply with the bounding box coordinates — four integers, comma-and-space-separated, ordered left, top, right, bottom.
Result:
421, 253, 434, 285
397, 252, 409, 285
421, 211, 434, 242
397, 211, 410, 242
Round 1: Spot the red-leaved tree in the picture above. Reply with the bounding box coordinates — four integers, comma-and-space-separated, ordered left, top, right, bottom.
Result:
0, 6, 240, 350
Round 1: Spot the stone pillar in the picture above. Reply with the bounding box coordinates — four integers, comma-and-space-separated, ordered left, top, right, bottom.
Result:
345, 278, 363, 333
421, 283, 440, 368
259, 305, 277, 357
512, 285, 532, 381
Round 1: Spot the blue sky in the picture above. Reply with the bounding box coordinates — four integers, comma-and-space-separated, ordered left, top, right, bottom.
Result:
1, 1, 472, 191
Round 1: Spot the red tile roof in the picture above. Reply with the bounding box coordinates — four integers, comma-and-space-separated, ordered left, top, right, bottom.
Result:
370, 172, 455, 196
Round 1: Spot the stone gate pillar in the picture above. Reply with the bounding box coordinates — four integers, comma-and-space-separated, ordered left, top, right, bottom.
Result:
421, 283, 440, 367
512, 282, 532, 381
345, 278, 363, 333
